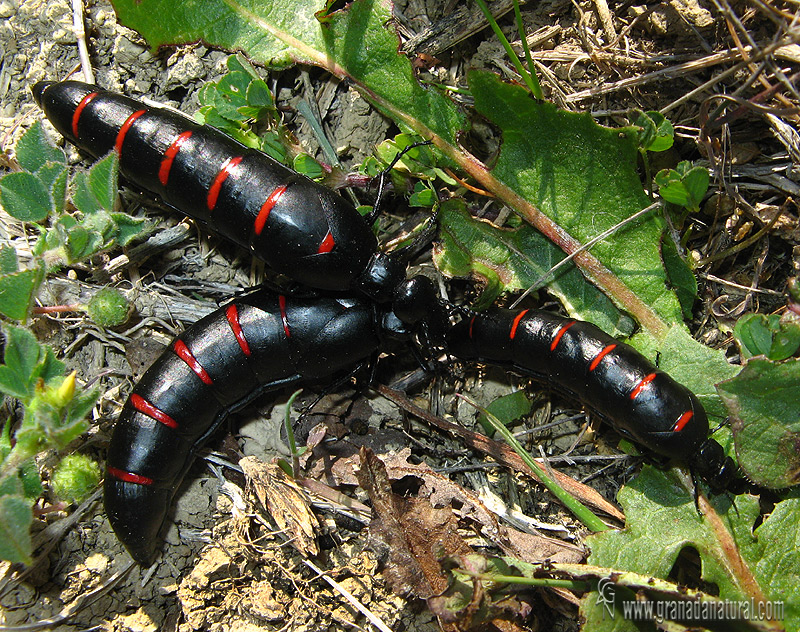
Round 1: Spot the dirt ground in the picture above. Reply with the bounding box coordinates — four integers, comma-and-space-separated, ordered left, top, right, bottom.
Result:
0, 0, 797, 630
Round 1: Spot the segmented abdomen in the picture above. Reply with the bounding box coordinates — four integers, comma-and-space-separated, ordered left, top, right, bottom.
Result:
447, 309, 710, 460
104, 290, 382, 565
33, 81, 377, 291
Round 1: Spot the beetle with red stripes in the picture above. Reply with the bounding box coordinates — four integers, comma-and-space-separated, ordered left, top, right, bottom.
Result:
32, 81, 442, 340
447, 309, 737, 491
105, 287, 406, 566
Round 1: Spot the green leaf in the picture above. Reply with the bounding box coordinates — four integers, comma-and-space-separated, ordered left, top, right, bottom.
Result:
583, 467, 789, 629
655, 162, 709, 211
477, 390, 532, 436
259, 131, 289, 162
226, 52, 261, 79
0, 326, 44, 400
110, 212, 148, 246
35, 162, 69, 214
71, 171, 101, 215
0, 494, 33, 565
733, 313, 800, 361
64, 389, 100, 427
65, 224, 91, 260
50, 454, 102, 503
0, 326, 66, 401
211, 71, 252, 121
33, 345, 66, 386
86, 153, 120, 212
0, 247, 18, 275
0, 172, 53, 222
409, 183, 436, 208
0, 268, 42, 321
0, 474, 23, 497
660, 232, 697, 319
19, 459, 43, 499
717, 358, 800, 489
435, 200, 634, 337
293, 153, 325, 180
468, 71, 682, 324
15, 121, 66, 172
632, 110, 674, 153
110, 0, 463, 145
246, 79, 273, 109
71, 153, 119, 216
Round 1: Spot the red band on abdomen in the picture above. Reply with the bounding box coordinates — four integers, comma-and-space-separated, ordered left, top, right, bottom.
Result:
671, 411, 693, 432
550, 321, 576, 352
115, 110, 147, 154
630, 372, 657, 400
107, 466, 154, 486
72, 92, 99, 138
254, 184, 287, 235
317, 231, 335, 254
159, 130, 193, 186
279, 295, 291, 338
173, 340, 213, 385
509, 309, 529, 340
207, 156, 243, 210
130, 393, 179, 429
226, 304, 251, 356
589, 344, 617, 372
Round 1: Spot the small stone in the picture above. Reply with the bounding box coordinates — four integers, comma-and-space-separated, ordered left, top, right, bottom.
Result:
0, 2, 16, 19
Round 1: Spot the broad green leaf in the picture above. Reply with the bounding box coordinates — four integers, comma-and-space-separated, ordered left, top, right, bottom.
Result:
0, 269, 41, 321
0, 172, 52, 222
15, 121, 66, 172
0, 474, 23, 497
86, 153, 120, 212
19, 459, 43, 499
733, 314, 800, 361
0, 494, 33, 565
583, 466, 782, 630
468, 71, 682, 327
717, 358, 800, 489
293, 153, 324, 179
72, 171, 102, 215
110, 213, 148, 246
0, 246, 18, 275
35, 162, 69, 214
436, 200, 634, 337
748, 494, 800, 628
660, 233, 697, 319
246, 79, 273, 109
0, 326, 44, 399
111, 0, 463, 147
477, 390, 532, 436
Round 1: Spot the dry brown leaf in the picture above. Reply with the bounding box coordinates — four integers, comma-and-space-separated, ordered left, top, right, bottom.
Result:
356, 447, 470, 599
240, 456, 319, 556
